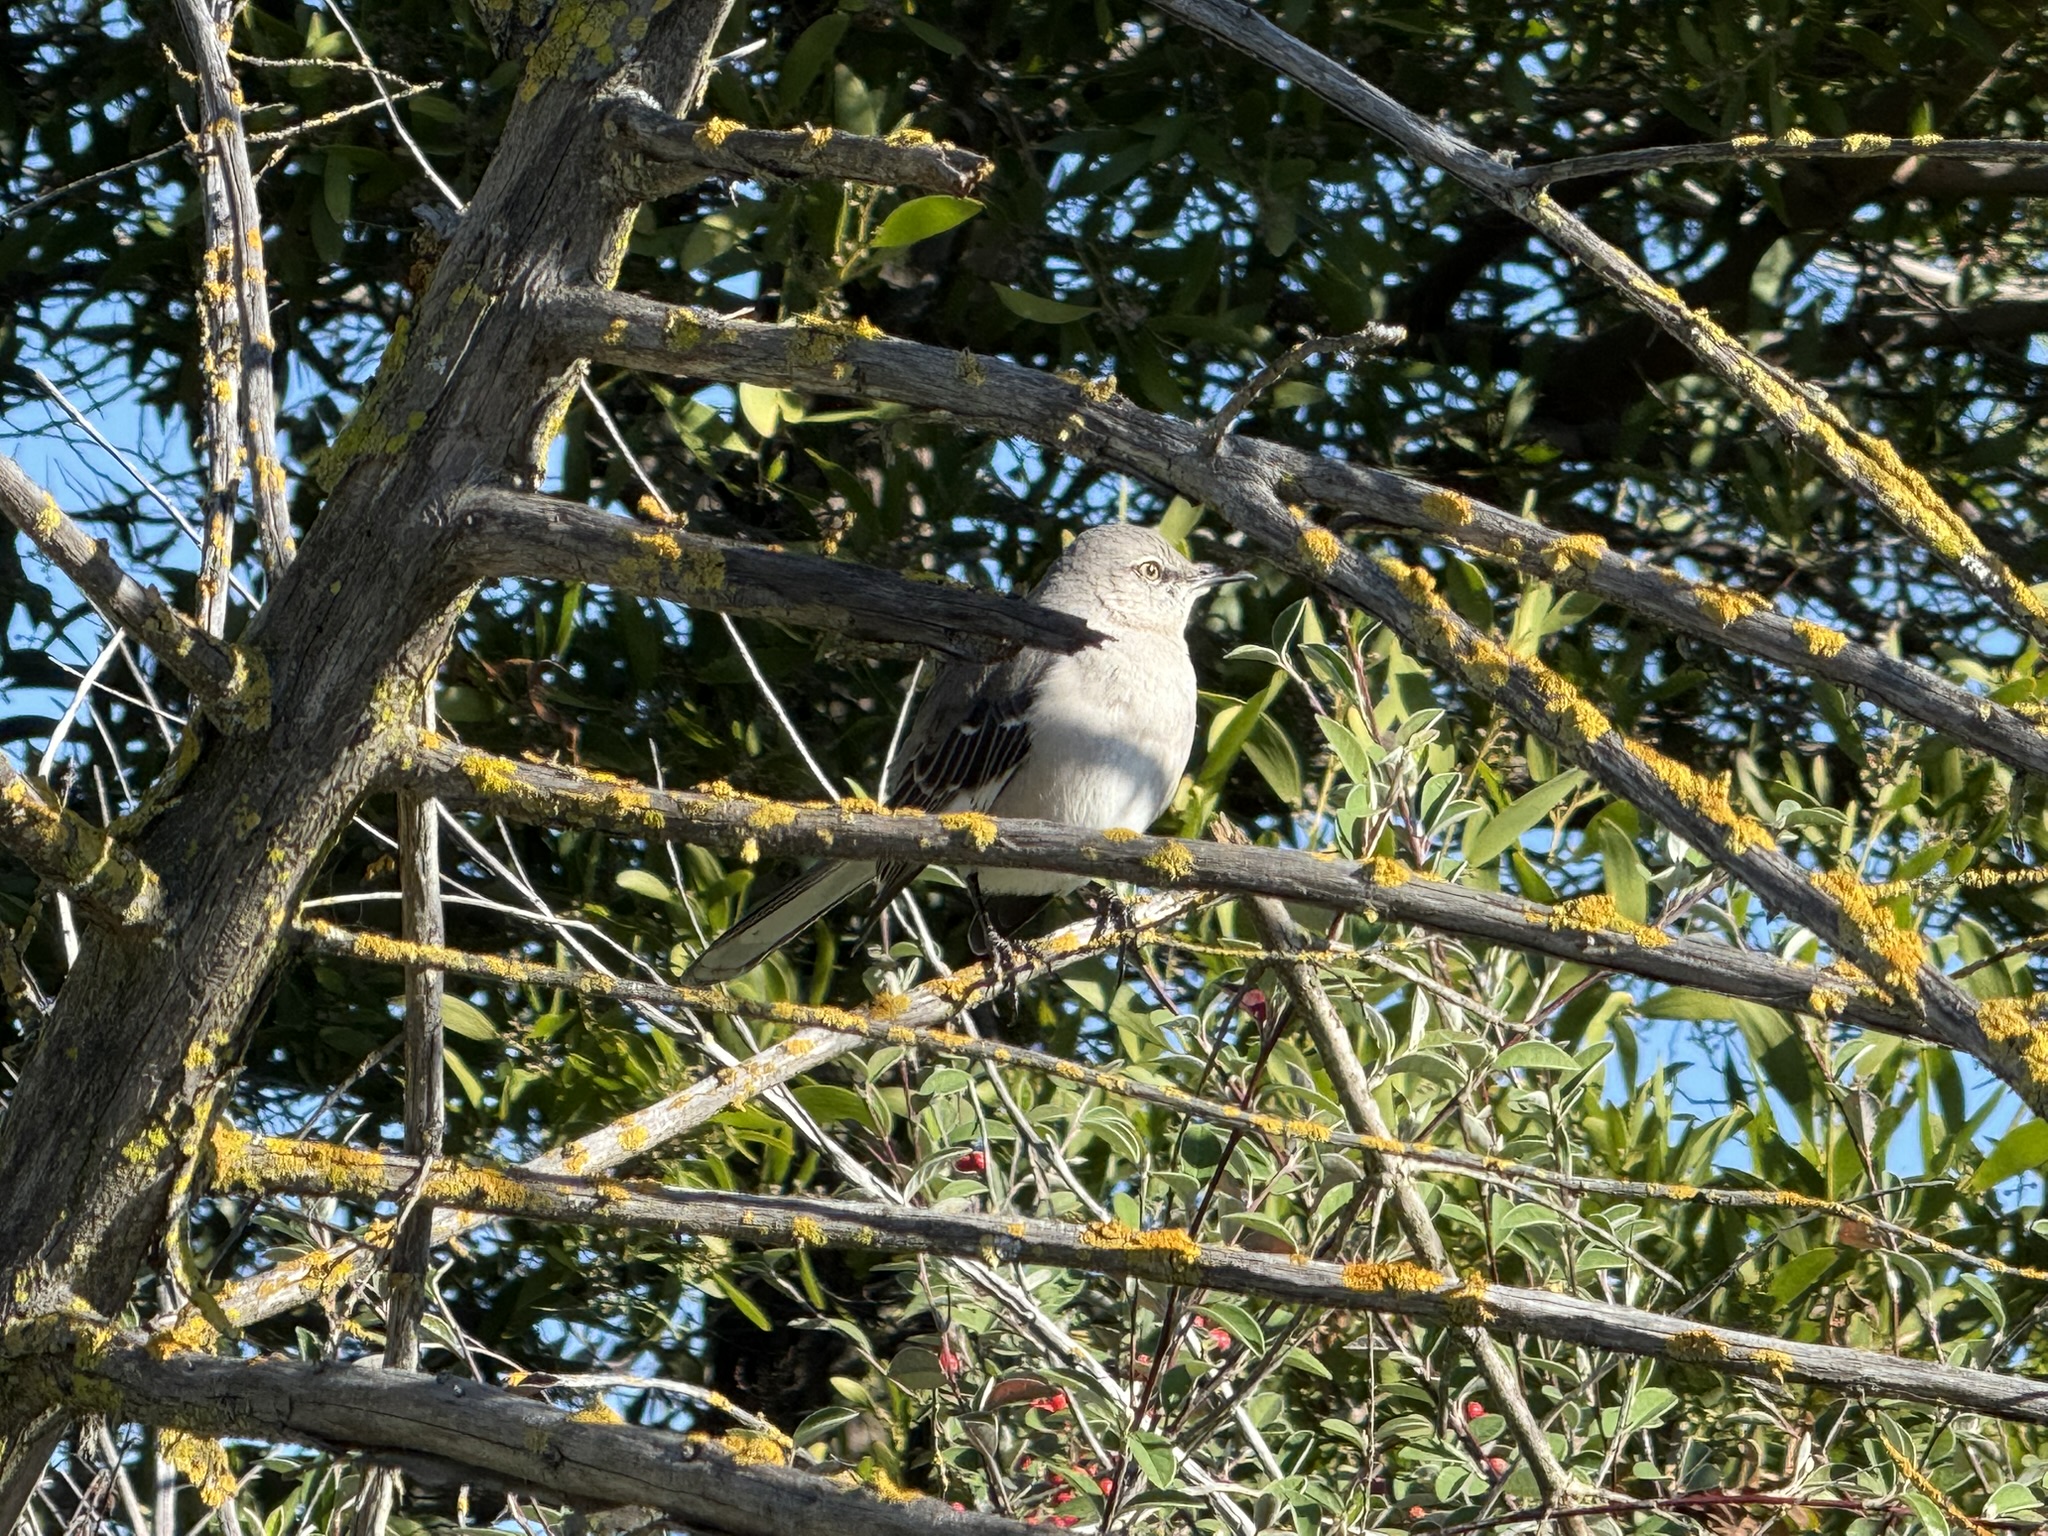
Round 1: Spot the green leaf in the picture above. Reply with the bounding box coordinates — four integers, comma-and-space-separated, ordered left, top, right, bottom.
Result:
439, 995, 499, 1042
443, 1044, 486, 1107
899, 15, 966, 54
1127, 1431, 1177, 1488
615, 868, 673, 904
1618, 1387, 1678, 1437
871, 195, 983, 249
1197, 671, 1288, 792
737, 381, 782, 438
992, 284, 1098, 323
777, 13, 849, 110
1766, 1246, 1841, 1306
1495, 1040, 1583, 1072
1964, 1118, 2048, 1193
1463, 769, 1586, 866
793, 1083, 877, 1130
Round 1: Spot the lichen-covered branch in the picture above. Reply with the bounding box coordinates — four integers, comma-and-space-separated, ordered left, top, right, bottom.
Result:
556, 293, 2047, 1118
1150, 0, 2048, 649
212, 1132, 2048, 1429
0, 455, 269, 733
0, 756, 160, 930
18, 1320, 1022, 1535
455, 487, 1098, 660
607, 101, 991, 197
185, 891, 1204, 1337
170, 0, 294, 575
1510, 132, 2048, 188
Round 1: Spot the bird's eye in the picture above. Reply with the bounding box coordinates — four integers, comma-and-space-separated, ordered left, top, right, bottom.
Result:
1136, 560, 1163, 582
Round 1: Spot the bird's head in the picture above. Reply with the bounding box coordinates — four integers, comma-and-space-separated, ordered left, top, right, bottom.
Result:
1035, 523, 1247, 635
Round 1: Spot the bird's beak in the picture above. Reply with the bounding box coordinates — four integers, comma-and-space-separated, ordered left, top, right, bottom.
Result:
1192, 564, 1255, 591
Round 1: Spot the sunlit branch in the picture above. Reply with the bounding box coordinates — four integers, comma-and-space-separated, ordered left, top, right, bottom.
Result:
170, 0, 294, 576
181, 891, 1204, 1337
213, 1131, 2048, 1429
608, 102, 992, 198
1148, 0, 2048, 649
455, 486, 1099, 660
0, 456, 269, 732
0, 756, 161, 930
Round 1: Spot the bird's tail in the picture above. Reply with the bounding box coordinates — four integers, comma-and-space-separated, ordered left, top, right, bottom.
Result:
683, 860, 876, 983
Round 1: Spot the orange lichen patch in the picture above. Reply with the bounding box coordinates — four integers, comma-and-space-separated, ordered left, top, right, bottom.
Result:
1694, 584, 1766, 627
1285, 1117, 1334, 1142
1977, 997, 2048, 1087
1298, 525, 1343, 575
1418, 489, 1473, 526
1143, 843, 1196, 880
569, 1401, 623, 1424
870, 990, 912, 1019
863, 1467, 923, 1503
1365, 856, 1411, 887
746, 801, 797, 831
1748, 1346, 1795, 1377
147, 1308, 221, 1362
1533, 893, 1669, 948
1624, 740, 1773, 853
1545, 533, 1607, 581
1790, 618, 1848, 658
1665, 1328, 1730, 1363
1100, 826, 1141, 842
1444, 1270, 1495, 1325
695, 117, 741, 148
1079, 1220, 1202, 1267
717, 1430, 789, 1466
939, 811, 998, 849
160, 1431, 235, 1508
1810, 868, 1923, 993
1339, 1259, 1444, 1293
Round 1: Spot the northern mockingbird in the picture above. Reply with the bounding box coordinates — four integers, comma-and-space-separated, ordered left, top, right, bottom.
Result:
685, 523, 1242, 982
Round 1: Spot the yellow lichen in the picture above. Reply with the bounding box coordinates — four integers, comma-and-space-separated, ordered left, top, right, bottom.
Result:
1297, 524, 1343, 576
161, 1430, 236, 1508
1339, 1259, 1445, 1293
1731, 133, 1769, 151
1444, 1270, 1495, 1325
870, 990, 911, 1019
1079, 1220, 1202, 1267
1626, 741, 1773, 853
1749, 1346, 1795, 1377
1791, 618, 1847, 658
1533, 893, 1669, 948
939, 811, 998, 849
864, 1467, 923, 1503
1100, 826, 1141, 842
747, 801, 797, 831
1694, 584, 1766, 627
1910, 132, 1944, 148
1841, 133, 1893, 154
1811, 868, 1923, 994
1418, 489, 1473, 526
1143, 843, 1196, 880
695, 116, 741, 148
1545, 533, 1607, 581
956, 350, 986, 386
791, 1214, 826, 1246
665, 308, 702, 350
884, 126, 937, 147
1978, 997, 2048, 1088
718, 1429, 788, 1466
570, 1401, 623, 1424
1366, 856, 1411, 887
1778, 128, 1815, 148
1666, 1328, 1731, 1362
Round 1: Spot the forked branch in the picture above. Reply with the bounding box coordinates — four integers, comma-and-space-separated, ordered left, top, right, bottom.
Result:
0, 757, 160, 929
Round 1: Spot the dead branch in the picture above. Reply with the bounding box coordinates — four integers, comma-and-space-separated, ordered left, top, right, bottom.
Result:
608, 102, 992, 198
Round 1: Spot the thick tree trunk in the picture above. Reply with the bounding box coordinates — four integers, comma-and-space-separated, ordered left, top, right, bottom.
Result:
0, 0, 735, 1401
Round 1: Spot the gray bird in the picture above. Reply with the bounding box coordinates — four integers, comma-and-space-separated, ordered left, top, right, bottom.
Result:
684, 522, 1242, 982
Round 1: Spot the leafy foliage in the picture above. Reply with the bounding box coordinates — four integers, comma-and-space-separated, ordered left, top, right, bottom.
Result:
5, 1, 2048, 1533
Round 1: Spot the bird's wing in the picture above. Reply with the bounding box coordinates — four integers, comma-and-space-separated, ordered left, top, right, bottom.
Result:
887, 656, 1044, 814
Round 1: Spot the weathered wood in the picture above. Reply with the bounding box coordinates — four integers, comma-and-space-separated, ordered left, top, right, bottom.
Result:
607, 102, 991, 198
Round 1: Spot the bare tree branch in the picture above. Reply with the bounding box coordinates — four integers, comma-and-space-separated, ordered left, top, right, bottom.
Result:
211, 1132, 2048, 1429
0, 756, 161, 930
1148, 0, 2048, 649
455, 487, 1099, 660
184, 890, 1204, 1336
608, 102, 992, 198
1901, 158, 2048, 198
29, 1328, 1026, 1535
384, 738, 1933, 1040
1512, 132, 2048, 189
169, 0, 294, 576
0, 456, 269, 733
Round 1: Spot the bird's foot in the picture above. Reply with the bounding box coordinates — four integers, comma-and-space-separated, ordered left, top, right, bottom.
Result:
1085, 883, 1138, 945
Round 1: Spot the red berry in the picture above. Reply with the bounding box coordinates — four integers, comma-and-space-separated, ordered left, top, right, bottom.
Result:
1047, 1392, 1067, 1413
938, 1346, 963, 1377
951, 1503, 966, 1512
1464, 1400, 1486, 1421
955, 1149, 987, 1173
1052, 1518, 1080, 1529
1098, 1476, 1116, 1495
1053, 1489, 1073, 1505
1208, 1327, 1232, 1350
1409, 1507, 1428, 1521
1488, 1456, 1509, 1477
1242, 988, 1268, 1023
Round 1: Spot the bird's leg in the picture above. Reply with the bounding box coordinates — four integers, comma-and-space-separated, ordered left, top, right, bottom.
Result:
968, 874, 1040, 994
1084, 881, 1137, 944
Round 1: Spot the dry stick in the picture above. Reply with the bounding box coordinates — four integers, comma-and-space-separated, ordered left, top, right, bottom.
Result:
212, 1131, 2048, 1430
0, 457, 266, 731
607, 104, 993, 199
295, 917, 2032, 1284
181, 892, 1201, 1335
1511, 131, 2048, 189
1149, 0, 2048, 649
185, 98, 241, 638
560, 300, 2042, 1119
1234, 874, 1587, 1523
1199, 324, 1405, 454
169, 0, 293, 576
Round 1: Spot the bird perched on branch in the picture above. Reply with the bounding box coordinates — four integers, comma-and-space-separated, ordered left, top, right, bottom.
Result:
684, 522, 1244, 982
